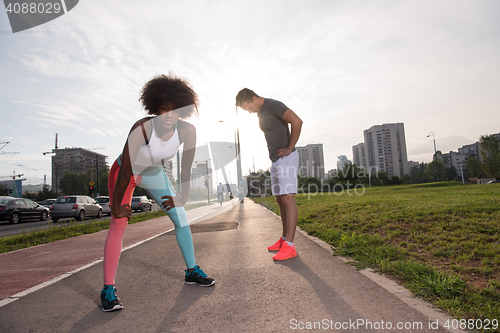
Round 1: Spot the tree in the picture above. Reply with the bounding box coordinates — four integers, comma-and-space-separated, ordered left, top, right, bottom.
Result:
299, 177, 322, 192
390, 175, 404, 185
98, 166, 110, 196
0, 183, 7, 196
445, 166, 458, 181
59, 171, 91, 195
36, 185, 58, 201
409, 163, 429, 184
425, 161, 446, 182
479, 135, 500, 177
402, 174, 413, 184
247, 169, 271, 197
465, 158, 483, 178
370, 171, 390, 186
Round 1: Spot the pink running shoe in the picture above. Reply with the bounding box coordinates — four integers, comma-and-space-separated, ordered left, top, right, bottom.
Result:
267, 238, 285, 251
273, 243, 297, 260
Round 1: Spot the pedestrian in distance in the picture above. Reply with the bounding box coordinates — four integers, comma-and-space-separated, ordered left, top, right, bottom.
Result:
235, 88, 303, 260
101, 74, 215, 312
217, 182, 225, 207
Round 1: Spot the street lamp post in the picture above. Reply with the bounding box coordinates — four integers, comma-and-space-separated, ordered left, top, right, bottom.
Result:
219, 118, 244, 202
234, 108, 244, 202
427, 131, 439, 181
205, 160, 210, 204
194, 160, 210, 204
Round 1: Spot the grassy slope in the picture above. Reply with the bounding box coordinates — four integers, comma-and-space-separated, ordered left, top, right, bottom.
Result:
254, 182, 500, 326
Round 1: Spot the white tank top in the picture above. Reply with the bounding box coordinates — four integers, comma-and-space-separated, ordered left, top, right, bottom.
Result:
134, 123, 181, 167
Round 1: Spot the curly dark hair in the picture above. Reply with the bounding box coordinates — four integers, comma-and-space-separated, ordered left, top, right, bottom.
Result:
139, 73, 199, 118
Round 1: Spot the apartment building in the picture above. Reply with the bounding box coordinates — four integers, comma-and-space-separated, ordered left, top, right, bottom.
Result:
352, 143, 368, 170
296, 144, 326, 180
51, 148, 107, 191
361, 123, 409, 177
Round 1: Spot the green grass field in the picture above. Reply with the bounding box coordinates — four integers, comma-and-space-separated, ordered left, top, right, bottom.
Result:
254, 182, 500, 327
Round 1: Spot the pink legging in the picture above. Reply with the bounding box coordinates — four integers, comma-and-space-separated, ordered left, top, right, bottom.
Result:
103, 158, 195, 285
103, 159, 140, 285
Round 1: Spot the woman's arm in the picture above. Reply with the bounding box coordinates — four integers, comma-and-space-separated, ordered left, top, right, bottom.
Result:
179, 121, 196, 205
161, 120, 196, 210
111, 118, 151, 218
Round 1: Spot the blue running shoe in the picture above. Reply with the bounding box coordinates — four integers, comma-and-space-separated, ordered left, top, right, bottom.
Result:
185, 265, 215, 287
100, 285, 123, 312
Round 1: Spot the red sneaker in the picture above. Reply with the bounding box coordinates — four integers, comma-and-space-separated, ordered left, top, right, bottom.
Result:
273, 243, 297, 260
267, 238, 285, 251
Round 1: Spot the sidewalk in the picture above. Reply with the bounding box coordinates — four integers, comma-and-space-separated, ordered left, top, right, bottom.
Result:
0, 199, 462, 332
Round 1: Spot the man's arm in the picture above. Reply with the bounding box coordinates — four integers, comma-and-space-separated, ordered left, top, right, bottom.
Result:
277, 109, 303, 159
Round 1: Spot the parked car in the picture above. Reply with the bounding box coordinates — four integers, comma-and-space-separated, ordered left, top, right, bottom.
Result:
40, 198, 57, 208
95, 196, 111, 215
50, 195, 103, 222
131, 196, 152, 212
0, 197, 50, 224
487, 179, 500, 184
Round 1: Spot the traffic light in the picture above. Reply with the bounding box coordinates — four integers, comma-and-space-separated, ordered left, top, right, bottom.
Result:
204, 180, 208, 187
89, 186, 95, 194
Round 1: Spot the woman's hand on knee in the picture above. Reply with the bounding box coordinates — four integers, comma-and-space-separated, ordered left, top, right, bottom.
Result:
112, 204, 132, 219
160, 195, 182, 211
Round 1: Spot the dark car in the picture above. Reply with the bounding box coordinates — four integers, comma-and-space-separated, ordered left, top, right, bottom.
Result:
131, 196, 152, 212
50, 195, 103, 222
0, 197, 50, 224
40, 198, 57, 208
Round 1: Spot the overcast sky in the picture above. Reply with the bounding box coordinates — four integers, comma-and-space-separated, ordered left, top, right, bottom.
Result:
1, 0, 499, 186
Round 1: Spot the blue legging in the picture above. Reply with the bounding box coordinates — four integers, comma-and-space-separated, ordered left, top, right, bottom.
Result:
103, 157, 195, 285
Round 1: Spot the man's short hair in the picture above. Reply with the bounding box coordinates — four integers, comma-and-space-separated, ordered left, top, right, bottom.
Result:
235, 88, 259, 107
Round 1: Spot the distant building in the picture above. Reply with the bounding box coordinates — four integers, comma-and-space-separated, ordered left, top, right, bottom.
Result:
458, 142, 482, 162
442, 133, 500, 171
408, 161, 420, 171
337, 155, 350, 171
162, 159, 176, 187
191, 162, 213, 191
440, 151, 466, 173
362, 123, 409, 177
51, 148, 107, 192
296, 144, 325, 180
352, 143, 367, 170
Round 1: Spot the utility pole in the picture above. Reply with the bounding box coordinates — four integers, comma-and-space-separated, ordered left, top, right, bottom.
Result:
43, 134, 59, 195
235, 107, 243, 202
86, 148, 105, 197
427, 132, 439, 182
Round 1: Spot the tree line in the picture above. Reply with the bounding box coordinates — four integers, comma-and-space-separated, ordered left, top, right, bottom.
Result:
246, 134, 500, 195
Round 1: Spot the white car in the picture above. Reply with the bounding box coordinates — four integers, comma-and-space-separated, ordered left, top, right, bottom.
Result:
95, 196, 111, 215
